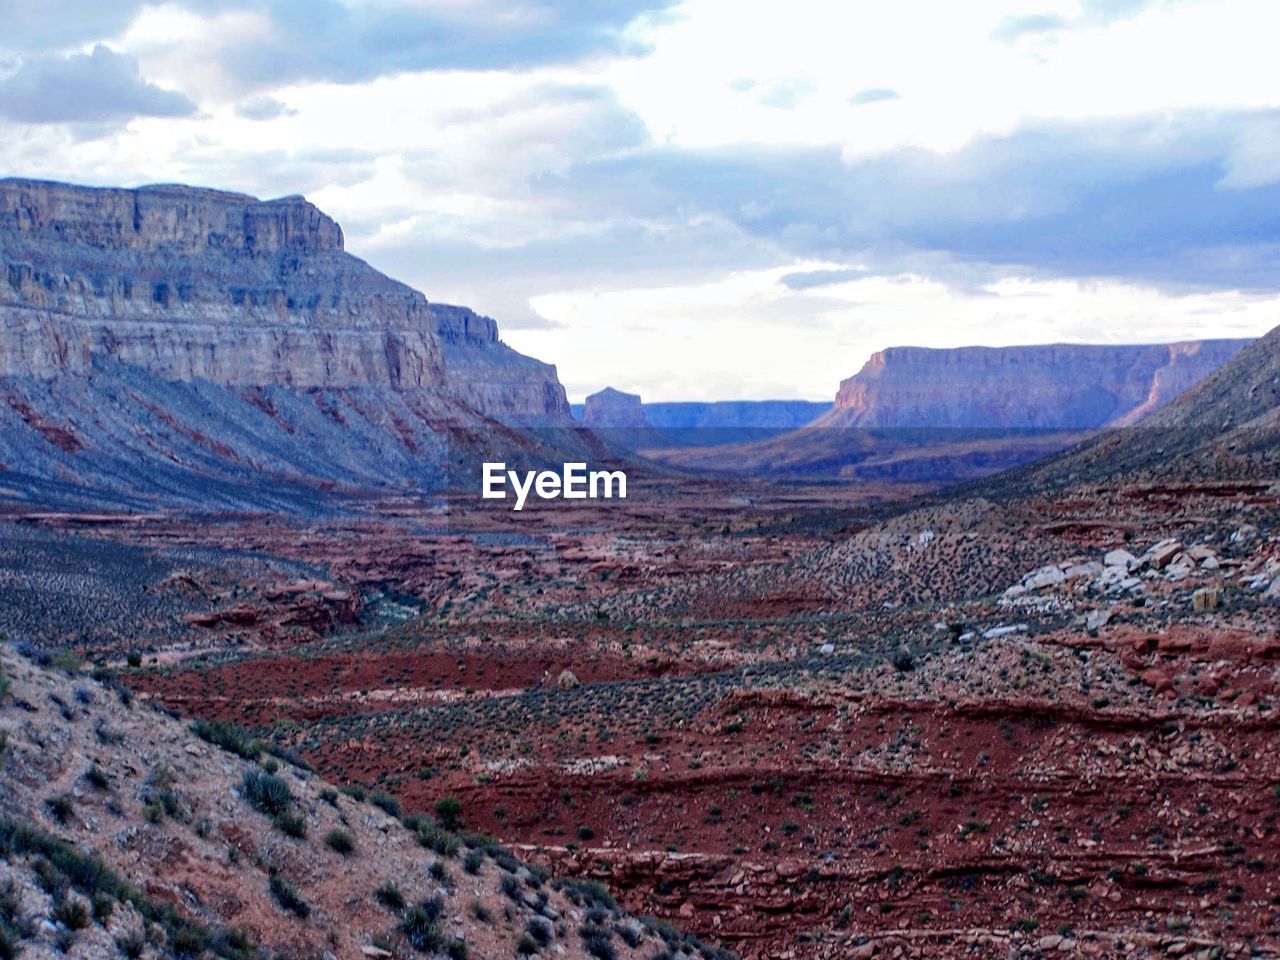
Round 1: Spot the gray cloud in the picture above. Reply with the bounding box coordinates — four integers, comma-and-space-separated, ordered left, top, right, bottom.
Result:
522, 111, 1280, 291
779, 267, 867, 289
170, 0, 678, 92
233, 95, 296, 121
0, 45, 196, 124
0, 0, 143, 53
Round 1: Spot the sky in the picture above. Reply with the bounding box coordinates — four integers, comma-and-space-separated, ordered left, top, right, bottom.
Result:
1, 0, 1278, 401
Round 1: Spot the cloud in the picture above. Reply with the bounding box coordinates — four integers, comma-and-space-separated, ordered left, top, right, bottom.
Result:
848, 87, 899, 106
0, 0, 144, 53
0, 45, 196, 124
233, 95, 296, 121
991, 13, 1069, 42
124, 0, 679, 96
758, 78, 815, 110
524, 110, 1280, 291
779, 267, 867, 289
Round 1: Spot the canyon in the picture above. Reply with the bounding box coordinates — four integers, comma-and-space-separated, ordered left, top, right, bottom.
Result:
648, 339, 1251, 482
1, 178, 1277, 960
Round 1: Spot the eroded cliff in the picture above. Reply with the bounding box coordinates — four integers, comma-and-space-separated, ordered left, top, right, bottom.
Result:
0, 178, 574, 509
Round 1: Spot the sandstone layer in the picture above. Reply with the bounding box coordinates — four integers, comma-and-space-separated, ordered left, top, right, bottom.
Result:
829, 340, 1250, 429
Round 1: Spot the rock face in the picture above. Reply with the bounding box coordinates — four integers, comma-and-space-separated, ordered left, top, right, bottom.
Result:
0, 178, 568, 419
0, 178, 574, 509
998, 323, 1280, 490
582, 387, 647, 428
830, 341, 1251, 429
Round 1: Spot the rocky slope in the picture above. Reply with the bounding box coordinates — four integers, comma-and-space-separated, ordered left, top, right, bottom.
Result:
0, 643, 721, 959
0, 178, 575, 510
648, 339, 1250, 482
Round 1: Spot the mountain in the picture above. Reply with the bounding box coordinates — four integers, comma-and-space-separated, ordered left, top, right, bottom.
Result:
0, 178, 581, 511
646, 338, 1252, 483
580, 387, 646, 429
989, 323, 1280, 491
0, 643, 708, 959
828, 340, 1251, 429
569, 393, 832, 446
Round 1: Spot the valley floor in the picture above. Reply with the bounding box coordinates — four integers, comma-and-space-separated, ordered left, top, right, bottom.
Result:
3, 475, 1279, 958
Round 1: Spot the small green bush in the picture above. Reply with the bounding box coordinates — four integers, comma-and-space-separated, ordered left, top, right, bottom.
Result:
273, 811, 307, 839
434, 797, 462, 830
44, 794, 75, 825
268, 873, 309, 919
241, 770, 292, 817
371, 792, 401, 819
324, 829, 355, 856
401, 899, 444, 952
374, 883, 404, 911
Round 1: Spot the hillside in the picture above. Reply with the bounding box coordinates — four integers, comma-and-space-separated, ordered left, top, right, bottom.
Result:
0, 179, 584, 512
0, 643, 723, 959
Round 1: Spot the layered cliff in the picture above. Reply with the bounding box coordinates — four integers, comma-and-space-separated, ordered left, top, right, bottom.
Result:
0, 178, 575, 509
647, 339, 1253, 483
829, 340, 1250, 429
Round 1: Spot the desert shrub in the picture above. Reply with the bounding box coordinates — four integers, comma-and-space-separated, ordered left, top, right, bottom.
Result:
527, 915, 554, 945
91, 892, 114, 922
558, 878, 616, 910
241, 770, 292, 816
463, 849, 484, 875
268, 873, 309, 919
324, 828, 356, 856
50, 650, 81, 675
416, 823, 460, 856
116, 931, 146, 958
374, 882, 405, 911
273, 811, 307, 839
401, 898, 444, 952
44, 794, 75, 825
500, 874, 522, 902
339, 784, 366, 802
516, 934, 538, 955
580, 924, 617, 960
0, 669, 9, 701
194, 720, 265, 760
371, 792, 401, 819
434, 797, 462, 830
85, 765, 111, 791
52, 897, 91, 930
320, 788, 339, 806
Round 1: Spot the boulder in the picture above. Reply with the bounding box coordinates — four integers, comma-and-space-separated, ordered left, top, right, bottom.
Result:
1191, 586, 1222, 612
1146, 539, 1184, 570
1104, 549, 1137, 569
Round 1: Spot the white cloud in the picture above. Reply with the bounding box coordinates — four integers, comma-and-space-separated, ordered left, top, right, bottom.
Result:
514, 263, 1280, 402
